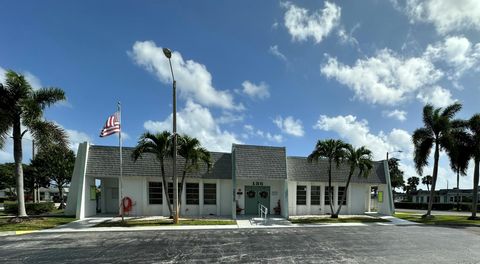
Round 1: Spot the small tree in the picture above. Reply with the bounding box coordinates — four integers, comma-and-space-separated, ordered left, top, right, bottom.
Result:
404, 176, 420, 196
335, 145, 372, 216
177, 135, 211, 214
421, 175, 433, 192
308, 139, 349, 217
31, 145, 75, 209
0, 163, 18, 198
388, 158, 405, 191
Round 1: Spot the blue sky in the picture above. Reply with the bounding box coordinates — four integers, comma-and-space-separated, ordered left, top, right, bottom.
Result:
1, 0, 480, 190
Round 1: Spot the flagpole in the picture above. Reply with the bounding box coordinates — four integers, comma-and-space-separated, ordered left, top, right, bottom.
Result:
118, 101, 124, 222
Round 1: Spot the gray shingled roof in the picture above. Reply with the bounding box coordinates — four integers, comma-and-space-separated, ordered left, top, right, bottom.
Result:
233, 144, 287, 180
286, 157, 387, 184
85, 145, 231, 179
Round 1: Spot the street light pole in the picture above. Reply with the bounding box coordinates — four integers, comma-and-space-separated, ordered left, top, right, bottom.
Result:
163, 48, 179, 224
386, 150, 402, 162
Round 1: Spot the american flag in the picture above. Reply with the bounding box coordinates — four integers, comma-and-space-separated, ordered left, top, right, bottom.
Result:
100, 112, 120, 137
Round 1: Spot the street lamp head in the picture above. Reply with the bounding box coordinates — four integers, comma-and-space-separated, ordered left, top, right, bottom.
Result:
163, 48, 172, 59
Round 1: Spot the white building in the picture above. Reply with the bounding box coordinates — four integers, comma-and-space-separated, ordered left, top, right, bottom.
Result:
66, 142, 394, 219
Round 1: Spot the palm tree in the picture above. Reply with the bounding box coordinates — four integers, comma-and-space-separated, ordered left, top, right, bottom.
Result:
412, 102, 462, 218
177, 135, 212, 214
421, 175, 433, 192
335, 145, 373, 217
0, 70, 67, 217
308, 139, 349, 217
132, 131, 174, 216
467, 114, 480, 220
446, 125, 471, 211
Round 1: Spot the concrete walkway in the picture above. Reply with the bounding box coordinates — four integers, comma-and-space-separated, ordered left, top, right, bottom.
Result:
33, 214, 419, 234
396, 208, 472, 216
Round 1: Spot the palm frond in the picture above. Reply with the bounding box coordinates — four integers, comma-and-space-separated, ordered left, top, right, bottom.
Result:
29, 120, 68, 151
441, 102, 462, 119
412, 128, 434, 175
33, 87, 66, 109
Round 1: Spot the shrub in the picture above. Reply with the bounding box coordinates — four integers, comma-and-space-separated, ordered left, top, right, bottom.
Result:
4, 202, 55, 215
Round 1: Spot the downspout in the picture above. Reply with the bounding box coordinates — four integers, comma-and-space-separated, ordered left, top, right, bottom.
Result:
231, 144, 236, 220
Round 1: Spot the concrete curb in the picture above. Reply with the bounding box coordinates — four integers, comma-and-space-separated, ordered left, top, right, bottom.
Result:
0, 230, 39, 236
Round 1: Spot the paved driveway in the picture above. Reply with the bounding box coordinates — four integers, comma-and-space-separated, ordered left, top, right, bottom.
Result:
1, 225, 480, 263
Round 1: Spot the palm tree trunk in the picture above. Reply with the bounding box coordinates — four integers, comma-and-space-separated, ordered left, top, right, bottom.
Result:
13, 119, 27, 217
425, 143, 440, 218
335, 172, 353, 216
456, 170, 460, 211
469, 159, 479, 220
160, 162, 173, 217
328, 160, 335, 218
177, 163, 188, 215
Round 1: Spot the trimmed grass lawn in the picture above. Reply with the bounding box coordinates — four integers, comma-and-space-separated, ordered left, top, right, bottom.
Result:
95, 219, 237, 227
0, 216, 76, 232
395, 212, 480, 226
289, 216, 390, 224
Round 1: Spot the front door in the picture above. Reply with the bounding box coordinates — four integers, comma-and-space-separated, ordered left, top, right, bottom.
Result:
245, 186, 270, 215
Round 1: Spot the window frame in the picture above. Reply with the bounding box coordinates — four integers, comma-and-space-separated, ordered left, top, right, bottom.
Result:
296, 185, 307, 205
203, 183, 217, 205
310, 185, 321, 205
148, 181, 163, 205
337, 186, 347, 205
186, 183, 199, 205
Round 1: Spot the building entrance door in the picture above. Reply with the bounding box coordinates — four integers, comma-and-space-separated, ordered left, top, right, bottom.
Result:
244, 186, 270, 215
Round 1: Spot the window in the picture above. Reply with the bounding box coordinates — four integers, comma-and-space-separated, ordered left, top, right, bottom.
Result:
325, 186, 333, 205
311, 186, 321, 205
148, 182, 162, 204
296, 185, 307, 205
186, 183, 199, 205
204, 183, 216, 205
167, 183, 182, 204
338, 187, 347, 205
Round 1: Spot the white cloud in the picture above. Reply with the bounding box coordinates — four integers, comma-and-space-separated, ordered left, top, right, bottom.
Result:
143, 100, 241, 152
241, 81, 270, 100
424, 36, 480, 79
282, 1, 341, 43
129, 41, 242, 110
64, 128, 91, 151
274, 116, 304, 137
269, 45, 287, 61
382, 109, 407, 121
0, 66, 6, 84
416, 85, 456, 107
242, 124, 283, 143
337, 24, 360, 47
313, 114, 412, 161
215, 111, 244, 125
321, 49, 444, 106
403, 0, 480, 34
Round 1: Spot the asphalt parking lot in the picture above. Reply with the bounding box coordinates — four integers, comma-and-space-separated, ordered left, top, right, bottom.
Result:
1, 225, 480, 263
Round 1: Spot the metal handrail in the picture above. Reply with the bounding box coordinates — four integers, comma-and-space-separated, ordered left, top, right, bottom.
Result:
258, 203, 268, 224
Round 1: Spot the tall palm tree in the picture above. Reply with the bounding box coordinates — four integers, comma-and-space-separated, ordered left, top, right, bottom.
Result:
0, 70, 67, 217
308, 139, 349, 217
132, 131, 174, 216
335, 145, 373, 217
177, 135, 212, 214
412, 102, 462, 218
446, 124, 471, 211
467, 114, 480, 220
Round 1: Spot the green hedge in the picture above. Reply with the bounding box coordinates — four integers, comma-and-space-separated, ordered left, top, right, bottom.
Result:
395, 202, 477, 211
4, 202, 55, 215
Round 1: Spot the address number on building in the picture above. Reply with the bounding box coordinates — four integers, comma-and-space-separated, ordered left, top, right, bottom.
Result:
252, 182, 263, 186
